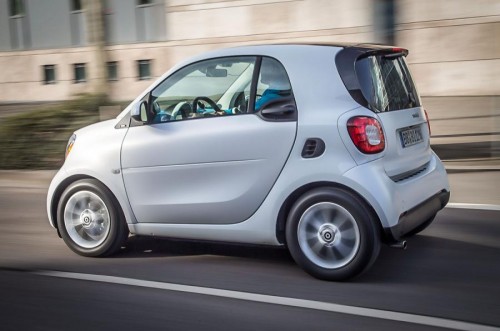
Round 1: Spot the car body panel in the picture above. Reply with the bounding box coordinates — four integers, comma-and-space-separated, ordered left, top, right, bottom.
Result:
47, 43, 450, 248
46, 120, 136, 227
377, 107, 432, 177
121, 115, 297, 224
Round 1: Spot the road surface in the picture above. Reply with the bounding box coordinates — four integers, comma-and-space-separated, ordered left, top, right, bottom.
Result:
0, 173, 499, 331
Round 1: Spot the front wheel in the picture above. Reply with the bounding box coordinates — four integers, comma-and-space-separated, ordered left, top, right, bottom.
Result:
57, 179, 128, 257
286, 187, 380, 281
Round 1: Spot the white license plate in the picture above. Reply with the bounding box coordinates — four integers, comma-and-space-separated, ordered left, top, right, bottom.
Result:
400, 126, 423, 148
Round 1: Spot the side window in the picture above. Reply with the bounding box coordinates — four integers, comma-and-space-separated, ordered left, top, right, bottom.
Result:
150, 57, 256, 123
255, 57, 293, 112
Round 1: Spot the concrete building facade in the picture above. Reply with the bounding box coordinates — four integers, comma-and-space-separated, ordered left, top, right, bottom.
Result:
0, 0, 498, 104
394, 0, 499, 149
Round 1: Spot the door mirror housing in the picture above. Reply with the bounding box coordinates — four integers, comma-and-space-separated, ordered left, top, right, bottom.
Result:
259, 97, 297, 121
131, 100, 149, 124
140, 101, 148, 122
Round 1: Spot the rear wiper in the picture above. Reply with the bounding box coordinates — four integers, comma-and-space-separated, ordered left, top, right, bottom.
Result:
408, 91, 417, 106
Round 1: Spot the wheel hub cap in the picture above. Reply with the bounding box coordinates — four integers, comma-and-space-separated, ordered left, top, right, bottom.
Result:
297, 202, 361, 269
63, 191, 110, 249
319, 224, 337, 246
80, 209, 95, 227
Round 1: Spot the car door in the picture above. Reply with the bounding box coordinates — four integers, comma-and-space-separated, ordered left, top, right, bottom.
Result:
121, 56, 297, 224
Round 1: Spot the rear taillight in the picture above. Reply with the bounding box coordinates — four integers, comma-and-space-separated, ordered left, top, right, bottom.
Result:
347, 117, 385, 154
424, 109, 431, 135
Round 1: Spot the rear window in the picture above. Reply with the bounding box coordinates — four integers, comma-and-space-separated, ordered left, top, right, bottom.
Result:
355, 55, 420, 113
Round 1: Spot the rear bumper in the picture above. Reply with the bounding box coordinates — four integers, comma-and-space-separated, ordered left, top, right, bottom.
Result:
386, 190, 450, 241
342, 151, 450, 240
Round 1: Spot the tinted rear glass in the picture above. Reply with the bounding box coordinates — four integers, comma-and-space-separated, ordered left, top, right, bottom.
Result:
356, 55, 420, 113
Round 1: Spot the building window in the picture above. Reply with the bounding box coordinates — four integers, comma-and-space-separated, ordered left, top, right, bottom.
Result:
107, 61, 118, 81
71, 0, 83, 12
70, 0, 85, 45
73, 63, 86, 83
43, 65, 56, 84
8, 0, 29, 49
9, 0, 25, 17
136, 0, 164, 42
374, 0, 395, 45
137, 60, 151, 80
137, 0, 153, 6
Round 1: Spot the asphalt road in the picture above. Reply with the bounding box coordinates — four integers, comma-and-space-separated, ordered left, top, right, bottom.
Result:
0, 180, 499, 330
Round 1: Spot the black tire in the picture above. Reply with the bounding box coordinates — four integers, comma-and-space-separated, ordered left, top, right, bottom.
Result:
57, 179, 129, 257
403, 214, 436, 238
285, 187, 380, 281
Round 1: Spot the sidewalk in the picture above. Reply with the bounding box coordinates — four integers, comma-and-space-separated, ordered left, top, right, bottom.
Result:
0, 168, 498, 206
443, 159, 500, 172
0, 170, 56, 190
446, 171, 500, 206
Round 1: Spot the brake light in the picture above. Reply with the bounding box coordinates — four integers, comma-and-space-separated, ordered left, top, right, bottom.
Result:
392, 47, 408, 55
347, 117, 385, 154
424, 109, 431, 135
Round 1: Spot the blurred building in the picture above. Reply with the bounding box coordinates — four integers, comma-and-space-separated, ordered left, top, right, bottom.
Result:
0, 0, 498, 106
395, 0, 499, 152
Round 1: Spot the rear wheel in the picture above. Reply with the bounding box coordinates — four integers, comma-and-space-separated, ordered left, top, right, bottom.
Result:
57, 179, 128, 257
286, 187, 380, 281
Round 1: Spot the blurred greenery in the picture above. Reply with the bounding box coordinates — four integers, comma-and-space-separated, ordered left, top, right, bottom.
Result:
0, 94, 110, 169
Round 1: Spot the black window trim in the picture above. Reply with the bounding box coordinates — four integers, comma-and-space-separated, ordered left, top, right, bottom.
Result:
248, 57, 262, 115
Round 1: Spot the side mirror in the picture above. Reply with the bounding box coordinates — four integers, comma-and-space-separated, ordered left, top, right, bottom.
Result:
259, 97, 297, 121
140, 102, 148, 122
131, 100, 149, 123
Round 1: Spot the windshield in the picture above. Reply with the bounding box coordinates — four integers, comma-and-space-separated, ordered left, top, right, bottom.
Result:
356, 55, 420, 112
153, 59, 254, 107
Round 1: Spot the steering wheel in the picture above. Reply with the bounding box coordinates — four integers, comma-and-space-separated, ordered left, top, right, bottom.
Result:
192, 96, 222, 113
171, 101, 192, 120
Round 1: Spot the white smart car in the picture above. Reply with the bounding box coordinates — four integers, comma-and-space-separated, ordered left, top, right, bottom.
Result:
47, 43, 450, 280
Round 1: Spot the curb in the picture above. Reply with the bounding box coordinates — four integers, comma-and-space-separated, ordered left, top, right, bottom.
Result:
445, 165, 500, 172
446, 203, 500, 211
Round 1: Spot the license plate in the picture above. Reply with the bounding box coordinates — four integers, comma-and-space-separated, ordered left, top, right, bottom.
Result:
400, 126, 423, 148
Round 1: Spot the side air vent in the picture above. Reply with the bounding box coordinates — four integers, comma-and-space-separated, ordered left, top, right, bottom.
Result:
302, 138, 325, 159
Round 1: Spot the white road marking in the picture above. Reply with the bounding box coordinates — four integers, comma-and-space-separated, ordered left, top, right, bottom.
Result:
446, 203, 500, 211
34, 270, 499, 331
